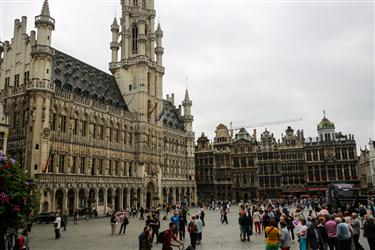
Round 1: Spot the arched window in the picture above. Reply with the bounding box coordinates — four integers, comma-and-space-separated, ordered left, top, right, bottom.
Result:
142, 0, 146, 8
132, 25, 138, 54
133, 0, 138, 6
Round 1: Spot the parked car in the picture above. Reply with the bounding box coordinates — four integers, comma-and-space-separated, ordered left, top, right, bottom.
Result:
34, 212, 56, 224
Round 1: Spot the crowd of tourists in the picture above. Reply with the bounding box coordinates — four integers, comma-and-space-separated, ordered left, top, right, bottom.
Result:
137, 202, 206, 250
235, 198, 375, 250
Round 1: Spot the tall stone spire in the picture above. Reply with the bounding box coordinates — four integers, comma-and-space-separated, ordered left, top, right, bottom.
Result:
184, 88, 190, 102
41, 0, 50, 16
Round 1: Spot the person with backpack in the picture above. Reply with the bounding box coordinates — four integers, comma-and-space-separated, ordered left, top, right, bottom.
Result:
119, 210, 128, 235
161, 222, 183, 250
188, 216, 198, 249
139, 226, 152, 250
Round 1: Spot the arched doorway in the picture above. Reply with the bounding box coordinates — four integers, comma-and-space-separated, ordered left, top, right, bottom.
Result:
99, 189, 104, 207
67, 189, 75, 215
42, 201, 49, 212
78, 189, 87, 208
55, 189, 64, 212
146, 182, 155, 209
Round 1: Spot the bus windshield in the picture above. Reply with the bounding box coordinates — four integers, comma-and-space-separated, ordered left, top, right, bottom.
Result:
336, 190, 355, 199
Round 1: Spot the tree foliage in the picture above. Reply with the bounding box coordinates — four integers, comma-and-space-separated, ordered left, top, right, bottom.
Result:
0, 154, 39, 234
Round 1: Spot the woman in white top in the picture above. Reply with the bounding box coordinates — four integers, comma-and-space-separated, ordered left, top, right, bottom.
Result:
253, 209, 261, 235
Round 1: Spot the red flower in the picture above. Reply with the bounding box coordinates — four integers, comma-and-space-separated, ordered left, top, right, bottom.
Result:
13, 205, 21, 213
0, 192, 10, 203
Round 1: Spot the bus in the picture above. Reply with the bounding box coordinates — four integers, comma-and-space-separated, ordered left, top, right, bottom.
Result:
326, 183, 366, 210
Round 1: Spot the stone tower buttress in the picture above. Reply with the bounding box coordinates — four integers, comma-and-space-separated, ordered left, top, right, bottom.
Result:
26, 0, 55, 176
111, 0, 164, 123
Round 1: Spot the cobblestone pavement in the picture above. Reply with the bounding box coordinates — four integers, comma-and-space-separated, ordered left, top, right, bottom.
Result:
29, 206, 370, 250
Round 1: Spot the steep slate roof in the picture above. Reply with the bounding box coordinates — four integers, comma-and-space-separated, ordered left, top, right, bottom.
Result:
161, 100, 184, 130
52, 50, 128, 110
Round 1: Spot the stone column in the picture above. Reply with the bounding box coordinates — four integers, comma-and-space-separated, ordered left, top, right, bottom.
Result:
63, 190, 68, 213
119, 189, 124, 210
104, 188, 108, 214
95, 191, 99, 211
51, 191, 55, 212
126, 189, 131, 209
172, 188, 176, 205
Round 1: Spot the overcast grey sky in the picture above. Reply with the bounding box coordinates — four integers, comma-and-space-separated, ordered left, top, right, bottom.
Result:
1, 0, 374, 151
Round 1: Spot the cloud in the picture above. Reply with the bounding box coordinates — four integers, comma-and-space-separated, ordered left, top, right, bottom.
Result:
1, 0, 374, 149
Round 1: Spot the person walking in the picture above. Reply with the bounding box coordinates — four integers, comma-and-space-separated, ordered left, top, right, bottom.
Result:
179, 212, 186, 241
264, 219, 280, 250
73, 209, 78, 225
358, 205, 367, 228
139, 226, 153, 250
119, 211, 128, 235
170, 212, 180, 238
221, 206, 228, 224
54, 213, 61, 239
196, 214, 203, 244
336, 217, 351, 250
325, 215, 337, 250
350, 213, 365, 250
239, 212, 248, 241
296, 218, 308, 250
246, 206, 252, 241
306, 217, 323, 250
162, 222, 183, 250
200, 208, 205, 226
62, 211, 68, 231
139, 207, 145, 220
279, 221, 292, 250
188, 216, 198, 249
363, 215, 375, 250
110, 211, 117, 236
150, 214, 160, 243
253, 209, 261, 235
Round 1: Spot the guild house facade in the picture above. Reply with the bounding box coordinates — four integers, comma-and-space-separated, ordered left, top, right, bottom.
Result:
0, 0, 196, 214
195, 115, 360, 201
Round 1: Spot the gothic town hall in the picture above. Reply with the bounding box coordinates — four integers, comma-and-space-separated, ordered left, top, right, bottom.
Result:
0, 0, 196, 214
